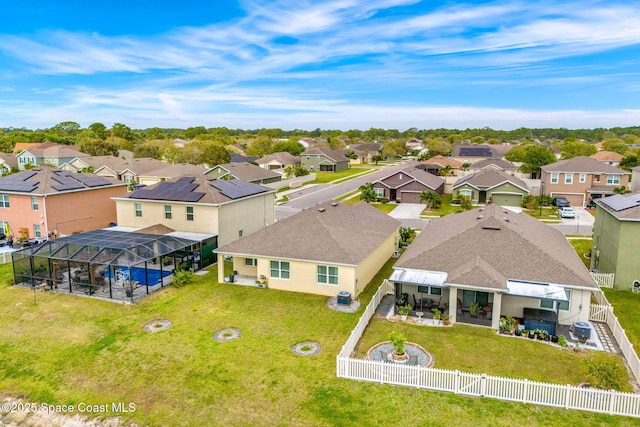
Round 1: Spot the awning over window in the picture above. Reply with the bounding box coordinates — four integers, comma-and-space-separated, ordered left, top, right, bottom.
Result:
390, 268, 448, 288
506, 280, 569, 301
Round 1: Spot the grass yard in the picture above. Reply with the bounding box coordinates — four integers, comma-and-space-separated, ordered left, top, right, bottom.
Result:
568, 238, 593, 269
420, 194, 470, 217
310, 167, 372, 184
522, 207, 562, 221
0, 261, 637, 426
603, 288, 640, 352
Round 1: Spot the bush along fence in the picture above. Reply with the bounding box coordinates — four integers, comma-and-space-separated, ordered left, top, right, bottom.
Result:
336, 280, 640, 418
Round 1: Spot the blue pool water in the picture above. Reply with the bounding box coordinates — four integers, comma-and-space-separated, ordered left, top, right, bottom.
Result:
107, 267, 172, 286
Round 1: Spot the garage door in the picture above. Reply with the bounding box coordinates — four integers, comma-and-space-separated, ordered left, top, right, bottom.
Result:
400, 191, 421, 203
552, 193, 584, 207
491, 193, 523, 206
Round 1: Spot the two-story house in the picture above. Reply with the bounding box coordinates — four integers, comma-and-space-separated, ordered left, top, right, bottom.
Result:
0, 153, 18, 175
372, 165, 445, 203
15, 142, 89, 170
540, 156, 631, 206
300, 148, 350, 172
0, 166, 127, 239
61, 156, 167, 185
113, 175, 276, 246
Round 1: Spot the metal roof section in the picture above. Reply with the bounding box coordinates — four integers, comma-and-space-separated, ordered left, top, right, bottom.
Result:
506, 280, 569, 302
390, 268, 448, 287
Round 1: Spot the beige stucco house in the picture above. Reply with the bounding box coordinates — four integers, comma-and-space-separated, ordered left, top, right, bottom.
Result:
113, 175, 276, 246
255, 152, 301, 172
205, 162, 282, 184
391, 204, 598, 332
215, 202, 400, 298
452, 169, 529, 206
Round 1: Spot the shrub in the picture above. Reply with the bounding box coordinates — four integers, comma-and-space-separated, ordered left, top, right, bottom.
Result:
388, 331, 406, 356
172, 269, 194, 288
521, 195, 539, 210
459, 195, 473, 210
586, 358, 626, 390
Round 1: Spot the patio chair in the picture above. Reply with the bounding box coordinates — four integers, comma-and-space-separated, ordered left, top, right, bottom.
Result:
408, 355, 418, 365
380, 351, 392, 363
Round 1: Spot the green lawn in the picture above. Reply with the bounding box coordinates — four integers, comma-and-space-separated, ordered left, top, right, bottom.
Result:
568, 238, 593, 269
0, 261, 637, 426
310, 167, 372, 184
603, 288, 640, 351
420, 194, 471, 217
522, 207, 562, 221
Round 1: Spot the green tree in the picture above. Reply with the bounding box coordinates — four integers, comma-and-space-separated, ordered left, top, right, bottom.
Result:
419, 190, 441, 210
437, 165, 452, 176
133, 143, 161, 159
426, 138, 452, 156
371, 154, 384, 165
602, 139, 629, 155
619, 154, 639, 171
381, 140, 405, 159
283, 165, 310, 178
470, 136, 484, 144
507, 145, 556, 178
271, 140, 305, 156
202, 144, 231, 167
613, 186, 632, 194
88, 123, 108, 140
399, 226, 415, 245
359, 182, 377, 203
79, 138, 120, 157
560, 139, 597, 159
247, 136, 273, 157
184, 126, 207, 139
110, 123, 138, 142
51, 121, 81, 136
459, 195, 473, 210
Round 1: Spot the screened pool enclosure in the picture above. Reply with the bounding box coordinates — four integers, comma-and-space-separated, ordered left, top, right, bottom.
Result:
12, 229, 217, 302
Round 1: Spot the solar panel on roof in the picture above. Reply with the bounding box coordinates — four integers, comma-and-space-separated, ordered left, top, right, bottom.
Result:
129, 179, 205, 202
73, 174, 111, 187
459, 147, 493, 157
209, 179, 267, 199
600, 194, 640, 212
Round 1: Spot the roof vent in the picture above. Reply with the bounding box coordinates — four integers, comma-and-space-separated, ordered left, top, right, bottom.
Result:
503, 210, 509, 214
318, 208, 326, 212
479, 208, 485, 211
482, 225, 501, 230
477, 215, 484, 220
331, 202, 338, 207
503, 216, 510, 222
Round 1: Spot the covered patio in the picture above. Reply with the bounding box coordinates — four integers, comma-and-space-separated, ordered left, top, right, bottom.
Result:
11, 229, 216, 302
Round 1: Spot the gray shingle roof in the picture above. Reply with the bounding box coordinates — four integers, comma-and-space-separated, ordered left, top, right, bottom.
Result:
0, 166, 126, 195
453, 169, 529, 192
395, 204, 596, 289
140, 163, 208, 179
469, 158, 517, 171
216, 201, 400, 265
541, 156, 629, 174
302, 147, 350, 163
207, 163, 281, 182
256, 152, 300, 165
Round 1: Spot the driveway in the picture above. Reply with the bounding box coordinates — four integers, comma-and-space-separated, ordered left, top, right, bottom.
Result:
551, 206, 595, 235
388, 203, 425, 219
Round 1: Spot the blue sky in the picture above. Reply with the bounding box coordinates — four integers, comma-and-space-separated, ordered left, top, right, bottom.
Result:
1, 0, 640, 131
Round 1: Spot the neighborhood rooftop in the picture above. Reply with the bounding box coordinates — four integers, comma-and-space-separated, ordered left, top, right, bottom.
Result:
395, 204, 597, 290
541, 156, 630, 174
597, 193, 640, 220
216, 201, 400, 265
0, 167, 125, 194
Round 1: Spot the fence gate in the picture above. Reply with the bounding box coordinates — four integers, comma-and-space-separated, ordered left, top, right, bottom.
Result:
589, 304, 609, 323
590, 272, 615, 289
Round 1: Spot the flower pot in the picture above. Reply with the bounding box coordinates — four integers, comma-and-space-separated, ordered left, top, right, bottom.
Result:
544, 335, 550, 341
391, 351, 408, 363
536, 334, 544, 340
528, 332, 536, 339
401, 315, 407, 321
551, 335, 559, 343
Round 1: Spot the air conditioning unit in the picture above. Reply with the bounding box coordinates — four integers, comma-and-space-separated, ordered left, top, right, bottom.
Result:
572, 321, 591, 339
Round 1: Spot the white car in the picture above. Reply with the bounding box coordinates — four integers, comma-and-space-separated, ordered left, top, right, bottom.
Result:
557, 207, 576, 218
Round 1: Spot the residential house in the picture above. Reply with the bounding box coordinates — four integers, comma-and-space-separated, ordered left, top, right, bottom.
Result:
15, 142, 89, 170
419, 155, 463, 176
451, 143, 512, 164
0, 166, 127, 238
452, 170, 529, 206
372, 165, 445, 203
591, 193, 640, 290
345, 143, 383, 164
631, 166, 640, 193
113, 175, 276, 247
468, 158, 519, 175
540, 156, 630, 206
205, 162, 282, 184
230, 153, 258, 163
590, 151, 624, 167
0, 153, 18, 174
300, 148, 350, 172
255, 152, 301, 172
61, 156, 166, 185
405, 139, 427, 155
215, 201, 400, 297
137, 163, 208, 186
298, 138, 315, 149
391, 204, 597, 331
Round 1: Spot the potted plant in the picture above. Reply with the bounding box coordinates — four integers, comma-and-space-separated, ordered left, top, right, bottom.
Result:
551, 334, 559, 343
469, 302, 481, 318
431, 308, 442, 323
528, 329, 536, 339
396, 304, 411, 321
520, 329, 528, 338
499, 316, 516, 334
537, 329, 548, 341
441, 313, 451, 326
388, 331, 407, 362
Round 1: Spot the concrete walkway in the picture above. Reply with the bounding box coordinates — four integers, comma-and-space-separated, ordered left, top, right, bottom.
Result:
388, 203, 425, 219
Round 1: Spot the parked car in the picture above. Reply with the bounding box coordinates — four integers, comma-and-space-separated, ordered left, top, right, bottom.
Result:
552, 197, 571, 207
557, 206, 576, 218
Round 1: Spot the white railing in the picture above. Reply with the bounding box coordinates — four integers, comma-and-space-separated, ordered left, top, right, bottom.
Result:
591, 272, 615, 289
337, 357, 640, 418
589, 304, 609, 323
337, 283, 640, 417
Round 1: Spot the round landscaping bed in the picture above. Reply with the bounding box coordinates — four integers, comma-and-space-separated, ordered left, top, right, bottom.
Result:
213, 328, 242, 342
292, 341, 321, 356
144, 319, 172, 333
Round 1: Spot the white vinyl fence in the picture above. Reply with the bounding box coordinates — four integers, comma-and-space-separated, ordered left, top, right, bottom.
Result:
591, 272, 615, 289
337, 282, 640, 418
0, 252, 12, 265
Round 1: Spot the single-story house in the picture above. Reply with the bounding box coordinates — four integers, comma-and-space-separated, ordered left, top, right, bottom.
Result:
391, 204, 598, 331
452, 169, 529, 206
137, 164, 208, 186
0, 152, 18, 174
591, 192, 640, 289
590, 151, 624, 167
300, 148, 350, 172
255, 152, 301, 172
205, 162, 282, 184
451, 144, 513, 164
215, 201, 401, 298
419, 155, 463, 176
372, 165, 445, 203
345, 143, 383, 164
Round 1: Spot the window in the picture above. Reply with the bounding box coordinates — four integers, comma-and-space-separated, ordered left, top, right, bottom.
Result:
186, 206, 194, 221
558, 289, 571, 311
579, 173, 586, 183
0, 194, 9, 208
540, 299, 554, 309
417, 286, 442, 295
134, 202, 142, 217
33, 224, 41, 238
125, 175, 133, 183
164, 205, 172, 219
244, 258, 257, 267
459, 189, 472, 198
317, 265, 338, 285
564, 173, 573, 184
550, 173, 559, 184
238, 230, 243, 238
606, 175, 621, 185
31, 196, 38, 211
270, 261, 290, 279
374, 188, 384, 198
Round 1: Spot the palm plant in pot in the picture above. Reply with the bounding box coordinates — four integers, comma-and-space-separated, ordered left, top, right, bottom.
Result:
469, 302, 481, 318
388, 331, 408, 362
396, 304, 411, 321
431, 308, 442, 324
